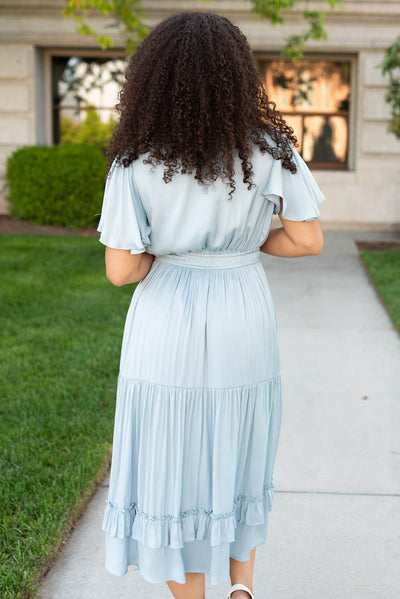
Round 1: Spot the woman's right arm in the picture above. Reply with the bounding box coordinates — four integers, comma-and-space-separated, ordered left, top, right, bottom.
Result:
260, 197, 324, 258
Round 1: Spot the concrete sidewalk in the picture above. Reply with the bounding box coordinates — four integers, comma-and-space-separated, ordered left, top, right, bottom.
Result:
37, 230, 400, 599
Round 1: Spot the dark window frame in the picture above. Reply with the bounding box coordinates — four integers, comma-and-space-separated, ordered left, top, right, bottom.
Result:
45, 49, 127, 146
255, 52, 356, 171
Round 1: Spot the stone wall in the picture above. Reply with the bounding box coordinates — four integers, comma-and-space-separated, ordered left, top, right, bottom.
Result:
0, 44, 36, 213
0, 0, 399, 227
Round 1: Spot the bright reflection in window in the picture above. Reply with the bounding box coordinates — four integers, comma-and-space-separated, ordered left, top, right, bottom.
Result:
258, 59, 351, 168
52, 56, 127, 147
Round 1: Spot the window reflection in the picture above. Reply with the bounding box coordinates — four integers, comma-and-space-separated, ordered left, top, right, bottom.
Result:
258, 58, 351, 168
52, 56, 126, 148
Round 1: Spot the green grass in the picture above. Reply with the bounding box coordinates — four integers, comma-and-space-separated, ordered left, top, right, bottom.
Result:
361, 249, 400, 332
0, 234, 137, 598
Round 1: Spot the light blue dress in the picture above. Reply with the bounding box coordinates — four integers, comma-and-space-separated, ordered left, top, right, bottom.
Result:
97, 131, 326, 586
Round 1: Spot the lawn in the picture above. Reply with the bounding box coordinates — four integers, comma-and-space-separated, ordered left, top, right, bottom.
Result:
361, 249, 400, 332
0, 234, 136, 599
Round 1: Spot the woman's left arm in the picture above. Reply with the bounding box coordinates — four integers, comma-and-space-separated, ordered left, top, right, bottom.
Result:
105, 247, 155, 286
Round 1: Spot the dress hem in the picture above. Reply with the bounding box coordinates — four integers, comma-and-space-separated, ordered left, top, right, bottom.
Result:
103, 483, 275, 549
105, 540, 268, 585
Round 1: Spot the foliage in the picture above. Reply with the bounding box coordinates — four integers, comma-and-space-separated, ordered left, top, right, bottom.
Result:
378, 35, 400, 140
0, 234, 136, 598
361, 249, 400, 333
63, 0, 149, 53
5, 145, 106, 229
251, 0, 343, 62
64, 0, 343, 61
60, 107, 116, 152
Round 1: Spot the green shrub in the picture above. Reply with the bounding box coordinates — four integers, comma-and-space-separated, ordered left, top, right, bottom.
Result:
60, 108, 116, 153
5, 144, 106, 229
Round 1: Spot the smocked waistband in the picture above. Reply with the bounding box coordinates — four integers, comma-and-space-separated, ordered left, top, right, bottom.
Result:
154, 249, 261, 269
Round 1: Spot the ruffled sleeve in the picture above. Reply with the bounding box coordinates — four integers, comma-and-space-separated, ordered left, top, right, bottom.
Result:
262, 142, 326, 222
97, 159, 152, 254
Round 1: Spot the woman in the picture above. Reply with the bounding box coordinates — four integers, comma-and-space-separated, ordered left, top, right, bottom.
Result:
98, 11, 325, 599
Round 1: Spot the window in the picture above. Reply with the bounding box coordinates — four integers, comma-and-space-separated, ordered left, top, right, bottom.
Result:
257, 57, 351, 169
51, 55, 127, 146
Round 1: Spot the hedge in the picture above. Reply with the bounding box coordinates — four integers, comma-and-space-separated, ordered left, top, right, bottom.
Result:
5, 144, 107, 229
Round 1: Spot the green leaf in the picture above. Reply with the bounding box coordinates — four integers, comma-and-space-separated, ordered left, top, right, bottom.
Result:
250, 0, 342, 62
377, 35, 400, 140
63, 0, 148, 53
251, 0, 296, 25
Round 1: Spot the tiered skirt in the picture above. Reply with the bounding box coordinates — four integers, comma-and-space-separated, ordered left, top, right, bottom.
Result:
102, 250, 283, 585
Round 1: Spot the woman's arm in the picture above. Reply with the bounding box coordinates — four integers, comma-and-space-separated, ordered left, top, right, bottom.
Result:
105, 247, 155, 286
260, 197, 324, 257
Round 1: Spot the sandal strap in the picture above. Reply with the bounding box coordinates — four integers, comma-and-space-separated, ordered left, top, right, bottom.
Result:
226, 583, 255, 599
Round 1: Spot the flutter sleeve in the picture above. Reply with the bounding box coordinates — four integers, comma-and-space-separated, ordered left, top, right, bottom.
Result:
97, 159, 152, 254
262, 142, 326, 222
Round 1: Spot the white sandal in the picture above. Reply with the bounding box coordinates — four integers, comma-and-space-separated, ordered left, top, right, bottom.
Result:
226, 583, 255, 599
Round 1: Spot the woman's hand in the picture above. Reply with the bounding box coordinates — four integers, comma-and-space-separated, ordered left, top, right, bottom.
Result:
104, 247, 155, 286
260, 197, 324, 257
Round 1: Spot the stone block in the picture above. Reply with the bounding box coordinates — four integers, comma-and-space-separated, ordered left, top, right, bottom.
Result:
0, 116, 32, 145
0, 44, 31, 79
0, 81, 30, 112
363, 52, 390, 87
362, 88, 391, 120
361, 121, 400, 154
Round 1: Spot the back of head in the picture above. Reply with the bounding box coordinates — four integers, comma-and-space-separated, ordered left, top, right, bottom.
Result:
107, 11, 298, 198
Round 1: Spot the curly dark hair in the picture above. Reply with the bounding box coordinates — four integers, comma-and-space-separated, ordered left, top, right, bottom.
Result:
106, 11, 299, 199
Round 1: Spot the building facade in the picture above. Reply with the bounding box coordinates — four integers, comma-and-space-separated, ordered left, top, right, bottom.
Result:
0, 0, 399, 229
